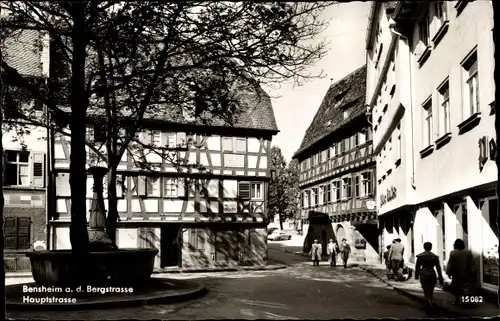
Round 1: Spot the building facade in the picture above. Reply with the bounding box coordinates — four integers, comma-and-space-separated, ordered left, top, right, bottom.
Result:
293, 66, 379, 263
49, 88, 279, 269
367, 1, 497, 291
2, 28, 51, 271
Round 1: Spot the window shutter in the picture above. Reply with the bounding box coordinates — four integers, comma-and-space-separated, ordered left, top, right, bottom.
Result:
17, 217, 31, 249
355, 175, 360, 197
238, 182, 251, 200
222, 137, 233, 151
31, 152, 45, 188
235, 138, 246, 153
5, 217, 18, 249
137, 176, 147, 196
177, 132, 187, 147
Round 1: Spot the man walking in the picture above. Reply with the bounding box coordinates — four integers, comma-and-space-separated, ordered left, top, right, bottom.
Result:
388, 238, 405, 280
339, 238, 351, 268
327, 239, 339, 267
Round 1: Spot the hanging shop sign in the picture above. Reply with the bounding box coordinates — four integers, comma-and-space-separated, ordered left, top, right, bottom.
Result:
380, 186, 397, 206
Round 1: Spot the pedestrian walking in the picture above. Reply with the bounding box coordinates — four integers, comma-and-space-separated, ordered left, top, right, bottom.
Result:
384, 245, 393, 279
446, 238, 476, 305
309, 238, 322, 266
415, 242, 444, 310
327, 239, 339, 267
339, 238, 351, 268
388, 238, 405, 280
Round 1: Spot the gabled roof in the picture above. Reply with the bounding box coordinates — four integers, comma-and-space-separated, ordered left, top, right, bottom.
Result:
293, 65, 366, 159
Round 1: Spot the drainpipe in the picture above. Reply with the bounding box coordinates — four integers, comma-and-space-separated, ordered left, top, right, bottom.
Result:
44, 79, 53, 251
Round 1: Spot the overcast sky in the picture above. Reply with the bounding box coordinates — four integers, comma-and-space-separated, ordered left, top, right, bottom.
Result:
267, 2, 372, 162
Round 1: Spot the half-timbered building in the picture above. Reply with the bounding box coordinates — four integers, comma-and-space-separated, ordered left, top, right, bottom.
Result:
292, 65, 379, 263
49, 87, 279, 269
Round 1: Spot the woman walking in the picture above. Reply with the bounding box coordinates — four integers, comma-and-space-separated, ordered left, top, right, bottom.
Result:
446, 238, 476, 305
339, 238, 351, 268
415, 242, 444, 309
309, 238, 322, 266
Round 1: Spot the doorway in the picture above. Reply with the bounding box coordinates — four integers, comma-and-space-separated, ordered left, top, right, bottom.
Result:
160, 224, 181, 267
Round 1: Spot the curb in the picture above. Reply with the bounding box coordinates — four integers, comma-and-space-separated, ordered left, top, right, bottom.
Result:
6, 279, 207, 311
152, 264, 287, 274
359, 266, 465, 317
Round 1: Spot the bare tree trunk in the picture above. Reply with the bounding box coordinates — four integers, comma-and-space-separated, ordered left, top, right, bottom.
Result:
106, 164, 118, 244
68, 5, 90, 285
279, 212, 284, 230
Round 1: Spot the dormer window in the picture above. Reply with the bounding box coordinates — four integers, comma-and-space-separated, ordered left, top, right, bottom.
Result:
343, 110, 350, 119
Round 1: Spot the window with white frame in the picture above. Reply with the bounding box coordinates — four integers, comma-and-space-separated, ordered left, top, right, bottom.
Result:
462, 51, 479, 117
166, 133, 177, 148
332, 181, 340, 202
331, 144, 337, 157
438, 80, 450, 135
318, 151, 322, 164
222, 137, 247, 153
361, 171, 373, 197
5, 150, 30, 186
341, 177, 352, 200
326, 184, 331, 203
319, 185, 324, 204
312, 187, 318, 206
5, 150, 45, 187
422, 98, 433, 148
164, 178, 179, 197
418, 17, 430, 46
152, 131, 162, 147
251, 182, 263, 200
305, 190, 310, 208
146, 177, 161, 197
359, 131, 366, 145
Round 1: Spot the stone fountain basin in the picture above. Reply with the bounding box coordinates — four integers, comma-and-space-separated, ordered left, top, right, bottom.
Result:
26, 248, 158, 286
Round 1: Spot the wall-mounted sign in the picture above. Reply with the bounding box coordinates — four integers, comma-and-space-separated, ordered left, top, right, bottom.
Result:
380, 186, 397, 206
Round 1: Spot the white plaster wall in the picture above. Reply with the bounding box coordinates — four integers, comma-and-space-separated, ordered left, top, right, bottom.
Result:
247, 138, 261, 153
55, 227, 71, 249
117, 228, 138, 248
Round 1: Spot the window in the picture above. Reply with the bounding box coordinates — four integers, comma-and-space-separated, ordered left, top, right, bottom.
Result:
332, 180, 341, 202
237, 181, 251, 199
387, 138, 393, 169
146, 177, 160, 197
353, 133, 359, 147
318, 152, 322, 164
326, 148, 330, 160
166, 133, 176, 148
361, 171, 373, 197
251, 182, 263, 200
326, 184, 331, 203
435, 1, 447, 25
342, 177, 352, 200
396, 124, 402, 161
358, 132, 367, 145
438, 80, 451, 135
5, 150, 45, 187
418, 17, 430, 46
5, 150, 30, 186
300, 193, 304, 208
340, 140, 346, 154
4, 217, 31, 250
222, 137, 247, 153
312, 188, 318, 206
152, 131, 162, 147
319, 185, 324, 204
305, 190, 310, 208
343, 110, 350, 119
93, 123, 106, 143
462, 51, 479, 117
422, 99, 433, 147
163, 178, 179, 197
189, 228, 205, 251
331, 144, 337, 157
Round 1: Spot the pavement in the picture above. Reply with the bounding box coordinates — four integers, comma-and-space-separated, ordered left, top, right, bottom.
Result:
5, 230, 500, 319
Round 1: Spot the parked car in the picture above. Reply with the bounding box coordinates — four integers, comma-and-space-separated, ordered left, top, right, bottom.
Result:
267, 227, 279, 235
267, 230, 292, 241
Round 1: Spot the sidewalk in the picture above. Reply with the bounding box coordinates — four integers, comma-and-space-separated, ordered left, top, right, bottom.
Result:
5, 262, 286, 281
359, 263, 500, 318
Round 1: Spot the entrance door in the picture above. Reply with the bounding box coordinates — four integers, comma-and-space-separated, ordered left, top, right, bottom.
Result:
161, 225, 181, 267
336, 225, 346, 242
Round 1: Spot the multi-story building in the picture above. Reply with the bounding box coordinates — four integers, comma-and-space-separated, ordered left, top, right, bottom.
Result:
49, 86, 279, 269
2, 28, 51, 271
367, 1, 497, 292
293, 66, 379, 262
